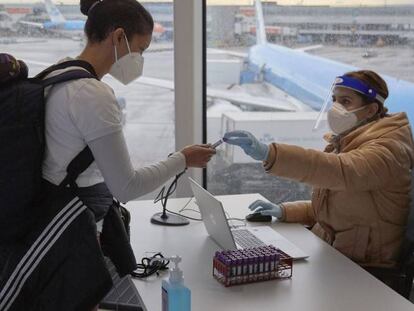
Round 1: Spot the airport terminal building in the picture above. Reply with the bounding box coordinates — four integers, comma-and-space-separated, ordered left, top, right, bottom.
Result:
208, 3, 414, 46
1, 2, 414, 46
245, 4, 414, 45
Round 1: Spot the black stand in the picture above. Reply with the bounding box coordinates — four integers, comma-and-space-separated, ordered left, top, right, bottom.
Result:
150, 169, 189, 226
151, 212, 189, 226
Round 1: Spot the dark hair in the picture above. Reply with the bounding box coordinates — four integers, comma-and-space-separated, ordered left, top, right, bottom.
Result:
0, 54, 28, 83
344, 70, 389, 118
80, 0, 154, 43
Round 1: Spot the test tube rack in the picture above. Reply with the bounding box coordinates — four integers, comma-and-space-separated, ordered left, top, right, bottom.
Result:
212, 245, 293, 287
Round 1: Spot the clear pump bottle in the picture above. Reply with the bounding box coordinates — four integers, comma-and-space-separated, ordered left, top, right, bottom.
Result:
162, 256, 191, 311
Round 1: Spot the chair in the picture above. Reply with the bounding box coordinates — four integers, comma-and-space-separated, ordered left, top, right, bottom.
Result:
364, 171, 414, 299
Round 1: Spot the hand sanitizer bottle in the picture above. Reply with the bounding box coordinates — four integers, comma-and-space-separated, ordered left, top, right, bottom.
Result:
162, 256, 191, 311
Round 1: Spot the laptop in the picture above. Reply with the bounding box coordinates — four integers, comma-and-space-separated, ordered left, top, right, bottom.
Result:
100, 257, 147, 311
189, 178, 309, 260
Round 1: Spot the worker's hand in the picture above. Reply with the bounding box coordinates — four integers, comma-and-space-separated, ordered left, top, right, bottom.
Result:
180, 144, 216, 168
248, 200, 283, 219
223, 130, 269, 161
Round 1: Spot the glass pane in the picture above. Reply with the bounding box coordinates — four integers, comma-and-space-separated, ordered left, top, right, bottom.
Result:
206, 0, 414, 203
1, 1, 175, 199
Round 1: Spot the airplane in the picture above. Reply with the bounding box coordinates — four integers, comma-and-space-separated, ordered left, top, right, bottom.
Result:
240, 0, 414, 121
19, 0, 85, 33
19, 0, 165, 40
135, 0, 414, 123
22, 0, 304, 112
22, 0, 414, 123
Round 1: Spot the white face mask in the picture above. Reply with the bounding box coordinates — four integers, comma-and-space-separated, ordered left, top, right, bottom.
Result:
109, 34, 144, 85
327, 102, 367, 135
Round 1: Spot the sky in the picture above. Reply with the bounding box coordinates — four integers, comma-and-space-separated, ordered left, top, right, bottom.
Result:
0, 0, 413, 6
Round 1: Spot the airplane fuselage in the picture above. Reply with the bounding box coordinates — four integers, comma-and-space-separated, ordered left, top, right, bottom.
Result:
244, 43, 414, 124
43, 20, 85, 31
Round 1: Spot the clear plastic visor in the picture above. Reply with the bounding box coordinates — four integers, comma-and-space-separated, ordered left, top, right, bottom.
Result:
313, 80, 336, 131
313, 75, 385, 131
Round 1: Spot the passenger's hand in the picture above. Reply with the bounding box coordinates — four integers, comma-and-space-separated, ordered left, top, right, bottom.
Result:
180, 144, 216, 168
248, 200, 283, 219
223, 130, 269, 161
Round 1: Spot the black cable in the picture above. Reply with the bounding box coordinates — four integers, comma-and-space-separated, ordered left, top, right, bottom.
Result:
131, 252, 170, 279
165, 208, 202, 221
173, 196, 203, 221
153, 169, 186, 218
178, 197, 195, 213
153, 167, 205, 221
153, 169, 244, 224
180, 208, 202, 215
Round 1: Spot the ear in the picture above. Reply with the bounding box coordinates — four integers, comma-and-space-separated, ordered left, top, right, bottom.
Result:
111, 28, 125, 46
367, 102, 379, 118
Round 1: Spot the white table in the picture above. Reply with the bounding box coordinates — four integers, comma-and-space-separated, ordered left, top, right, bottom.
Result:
127, 193, 414, 311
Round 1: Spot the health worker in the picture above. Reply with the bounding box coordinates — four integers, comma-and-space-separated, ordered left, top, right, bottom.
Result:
225, 70, 414, 269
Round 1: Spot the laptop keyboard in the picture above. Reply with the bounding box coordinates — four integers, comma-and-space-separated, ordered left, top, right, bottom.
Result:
232, 229, 266, 249
100, 257, 146, 311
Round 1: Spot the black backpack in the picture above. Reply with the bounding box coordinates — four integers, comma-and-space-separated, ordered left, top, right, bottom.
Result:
0, 59, 98, 243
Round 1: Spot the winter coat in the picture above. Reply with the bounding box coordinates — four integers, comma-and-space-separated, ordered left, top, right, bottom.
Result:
264, 113, 414, 267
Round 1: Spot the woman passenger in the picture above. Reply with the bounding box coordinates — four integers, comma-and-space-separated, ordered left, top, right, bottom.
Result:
0, 0, 215, 310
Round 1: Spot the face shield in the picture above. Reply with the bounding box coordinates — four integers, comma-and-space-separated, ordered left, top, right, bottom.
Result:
313, 75, 385, 131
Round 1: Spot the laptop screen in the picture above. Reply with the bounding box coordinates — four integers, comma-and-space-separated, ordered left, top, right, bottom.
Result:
189, 177, 238, 250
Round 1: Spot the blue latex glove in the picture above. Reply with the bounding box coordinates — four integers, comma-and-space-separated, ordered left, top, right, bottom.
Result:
248, 200, 283, 219
223, 130, 269, 161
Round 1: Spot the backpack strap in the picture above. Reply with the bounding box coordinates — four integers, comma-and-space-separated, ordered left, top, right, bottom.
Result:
41, 70, 95, 88
59, 147, 94, 189
39, 60, 98, 88
36, 59, 98, 80
35, 60, 99, 189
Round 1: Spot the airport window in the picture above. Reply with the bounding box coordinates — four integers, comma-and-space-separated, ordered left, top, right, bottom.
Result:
205, 0, 414, 204
1, 0, 175, 200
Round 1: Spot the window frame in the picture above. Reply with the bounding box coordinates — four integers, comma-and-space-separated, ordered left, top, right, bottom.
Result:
173, 0, 207, 197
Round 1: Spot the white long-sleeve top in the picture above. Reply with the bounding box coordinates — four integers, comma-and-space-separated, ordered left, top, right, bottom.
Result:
42, 59, 186, 202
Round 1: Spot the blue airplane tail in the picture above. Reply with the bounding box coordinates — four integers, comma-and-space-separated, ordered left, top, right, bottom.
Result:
44, 0, 66, 23
254, 0, 267, 45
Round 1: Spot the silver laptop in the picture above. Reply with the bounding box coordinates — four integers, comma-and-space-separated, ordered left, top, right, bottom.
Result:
189, 178, 309, 260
